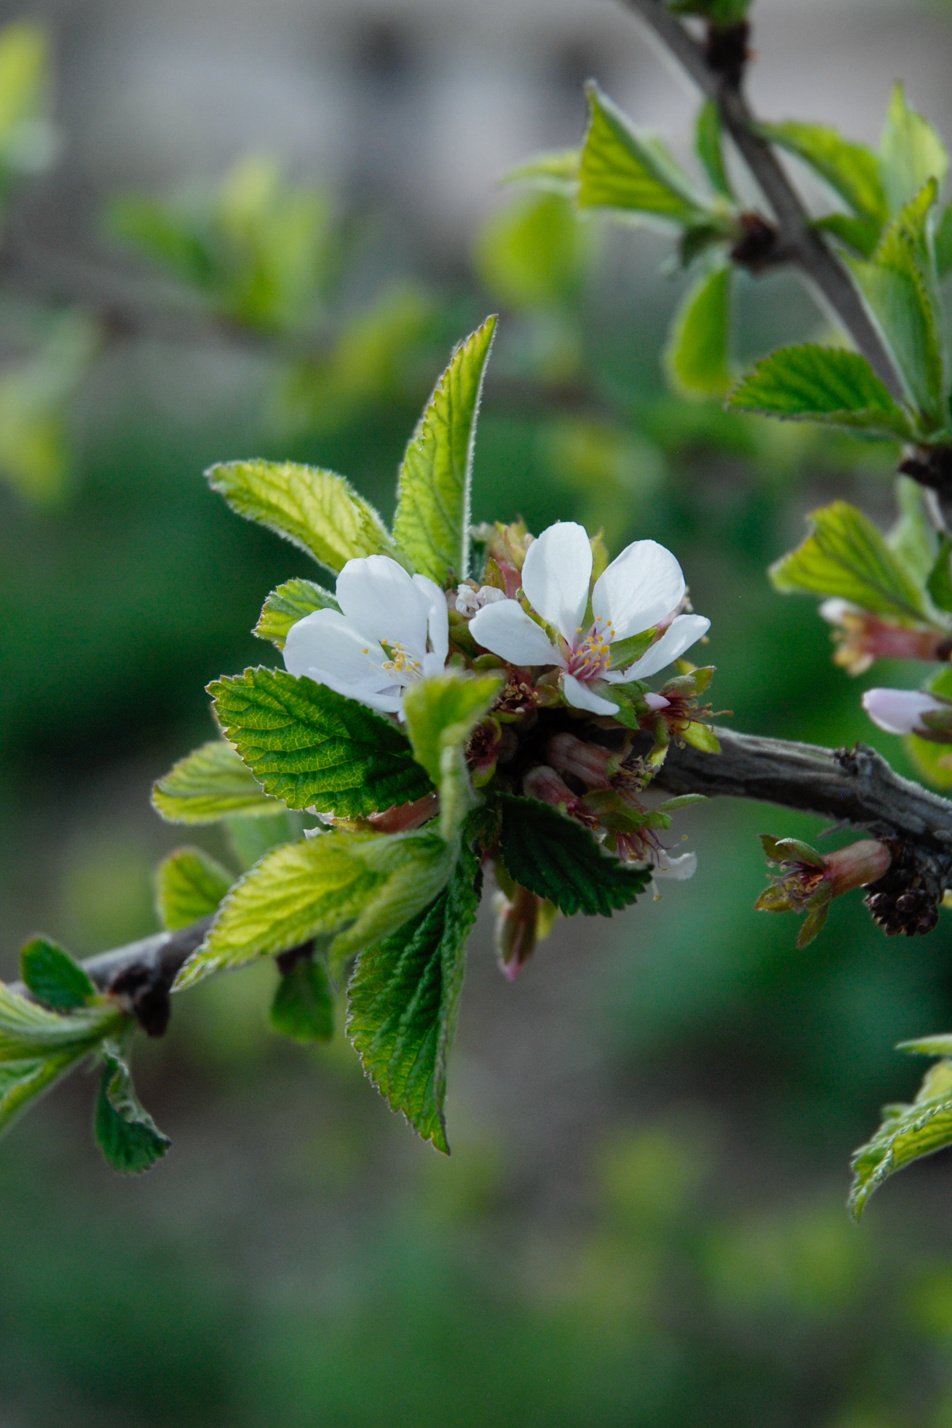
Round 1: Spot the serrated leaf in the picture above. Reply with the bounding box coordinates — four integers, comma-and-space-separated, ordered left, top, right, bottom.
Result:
578, 82, 709, 225
392, 316, 496, 585
0, 1052, 85, 1139
210, 668, 432, 818
695, 100, 731, 199
348, 846, 481, 1153
729, 344, 913, 439
157, 848, 234, 932
207, 459, 399, 577
498, 795, 652, 916
95, 1048, 170, 1174
254, 577, 338, 649
502, 148, 580, 196
402, 672, 502, 840
174, 828, 452, 991
270, 956, 335, 1043
758, 120, 887, 222
850, 1058, 952, 1218
665, 265, 732, 398
880, 84, 949, 215
19, 936, 97, 1010
153, 739, 281, 825
770, 500, 931, 623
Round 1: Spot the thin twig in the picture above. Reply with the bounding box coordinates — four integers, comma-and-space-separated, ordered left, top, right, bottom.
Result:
617, 0, 905, 400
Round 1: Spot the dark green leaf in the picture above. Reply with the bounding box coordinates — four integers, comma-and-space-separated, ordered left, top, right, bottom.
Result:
270, 956, 335, 1043
254, 577, 338, 650
20, 936, 96, 1010
95, 1049, 170, 1175
347, 846, 481, 1152
210, 667, 433, 818
729, 344, 913, 439
927, 536, 952, 615
498, 795, 652, 916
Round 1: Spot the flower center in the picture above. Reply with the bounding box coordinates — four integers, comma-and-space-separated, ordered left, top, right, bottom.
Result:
380, 640, 422, 678
566, 620, 614, 682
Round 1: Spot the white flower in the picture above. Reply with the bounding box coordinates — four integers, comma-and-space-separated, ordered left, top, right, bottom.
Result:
862, 687, 950, 735
284, 555, 448, 716
468, 521, 709, 716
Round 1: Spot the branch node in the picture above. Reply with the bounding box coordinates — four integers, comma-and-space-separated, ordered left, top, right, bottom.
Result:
704, 19, 751, 90
107, 962, 172, 1038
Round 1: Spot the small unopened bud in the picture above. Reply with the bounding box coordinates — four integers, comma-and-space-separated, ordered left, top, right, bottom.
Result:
368, 792, 440, 833
820, 601, 947, 675
862, 687, 952, 741
494, 883, 543, 981
546, 732, 617, 788
523, 765, 578, 811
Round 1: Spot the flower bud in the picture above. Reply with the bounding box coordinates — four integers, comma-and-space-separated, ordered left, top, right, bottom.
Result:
546, 732, 617, 788
494, 884, 543, 981
522, 765, 579, 811
862, 688, 952, 741
820, 601, 948, 675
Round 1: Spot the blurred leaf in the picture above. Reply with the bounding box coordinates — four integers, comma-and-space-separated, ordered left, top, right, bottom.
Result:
19, 936, 97, 1011
210, 668, 433, 818
502, 147, 579, 195
254, 577, 339, 649
175, 828, 452, 991
109, 195, 215, 288
153, 739, 281, 825
935, 202, 952, 277
0, 315, 97, 504
813, 211, 882, 258
348, 845, 481, 1153
578, 82, 710, 225
770, 500, 931, 622
668, 0, 750, 22
758, 120, 886, 222
393, 315, 496, 585
927, 537, 952, 615
850, 1058, 952, 1219
95, 1045, 170, 1175
157, 848, 234, 932
0, 22, 56, 191
0, 1052, 85, 1139
906, 666, 952, 789
695, 100, 731, 199
729, 344, 913, 438
889, 476, 938, 587
402, 672, 502, 839
498, 795, 652, 916
880, 84, 949, 215
270, 955, 335, 1043
475, 192, 586, 309
664, 265, 732, 398
207, 459, 399, 576
224, 810, 304, 871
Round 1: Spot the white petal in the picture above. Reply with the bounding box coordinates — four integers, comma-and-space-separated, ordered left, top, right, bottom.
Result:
862, 687, 946, 734
654, 850, 697, 881
819, 598, 858, 626
470, 599, 563, 667
592, 539, 685, 641
284, 609, 389, 690
336, 555, 431, 655
413, 573, 449, 663
522, 522, 592, 643
560, 673, 619, 716
608, 613, 711, 683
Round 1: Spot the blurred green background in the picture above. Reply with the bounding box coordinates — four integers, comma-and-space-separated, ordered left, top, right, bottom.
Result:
4, 1, 952, 1424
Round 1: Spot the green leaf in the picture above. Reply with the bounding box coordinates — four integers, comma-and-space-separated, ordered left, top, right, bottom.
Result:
270, 956, 335, 1043
850, 1057, 952, 1219
157, 848, 234, 932
210, 668, 433, 818
95, 1047, 170, 1174
474, 192, 585, 310
224, 810, 304, 871
880, 84, 949, 215
498, 795, 652, 917
770, 500, 931, 623
207, 459, 399, 577
695, 100, 731, 199
935, 203, 952, 278
0, 1052, 86, 1140
392, 315, 497, 585
19, 937, 96, 1011
254, 577, 338, 649
607, 627, 657, 671
402, 672, 502, 840
501, 148, 580, 196
664, 265, 732, 398
813, 212, 882, 259
757, 120, 887, 222
889, 476, 938, 588
152, 739, 281, 825
0, 982, 119, 1061
578, 81, 709, 225
348, 846, 481, 1152
927, 536, 952, 616
174, 828, 452, 991
728, 344, 913, 439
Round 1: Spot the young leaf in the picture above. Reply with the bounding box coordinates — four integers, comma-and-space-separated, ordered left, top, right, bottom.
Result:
770, 500, 931, 623
695, 100, 732, 199
0, 1052, 86, 1140
153, 740, 280, 825
392, 315, 497, 585
20, 937, 96, 1011
501, 148, 579, 196
578, 82, 710, 225
347, 846, 481, 1153
254, 577, 338, 650
880, 84, 949, 215
174, 828, 452, 991
95, 1047, 170, 1174
157, 848, 234, 932
224, 810, 304, 871
664, 265, 732, 398
402, 672, 502, 839
210, 668, 433, 818
270, 956, 335, 1043
849, 1057, 952, 1219
889, 476, 938, 588
728, 344, 913, 439
926, 536, 952, 616
0, 982, 119, 1061
757, 120, 887, 222
497, 795, 652, 916
207, 459, 399, 577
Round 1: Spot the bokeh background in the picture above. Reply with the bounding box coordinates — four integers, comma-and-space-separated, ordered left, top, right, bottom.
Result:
3, 1, 952, 1424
